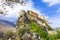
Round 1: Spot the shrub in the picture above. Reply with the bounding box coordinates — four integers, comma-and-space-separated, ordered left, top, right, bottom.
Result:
57, 31, 60, 39
47, 35, 57, 40
17, 25, 30, 40
30, 21, 48, 38
4, 30, 15, 39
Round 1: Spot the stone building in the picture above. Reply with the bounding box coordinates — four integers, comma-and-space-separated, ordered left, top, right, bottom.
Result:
27, 10, 38, 17
40, 15, 45, 20
27, 10, 38, 20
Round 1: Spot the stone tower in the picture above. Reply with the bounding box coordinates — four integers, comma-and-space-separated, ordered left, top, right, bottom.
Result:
16, 10, 26, 29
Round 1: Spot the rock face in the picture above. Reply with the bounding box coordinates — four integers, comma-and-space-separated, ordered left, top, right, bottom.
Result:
16, 10, 52, 40
16, 10, 50, 30
22, 32, 40, 40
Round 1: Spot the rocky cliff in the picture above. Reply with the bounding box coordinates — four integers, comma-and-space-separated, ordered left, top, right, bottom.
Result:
16, 10, 52, 40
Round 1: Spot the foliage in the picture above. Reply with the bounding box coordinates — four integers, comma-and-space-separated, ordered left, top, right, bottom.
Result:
47, 35, 57, 40
17, 25, 30, 40
0, 32, 4, 38
42, 19, 52, 30
30, 21, 48, 38
0, 38, 5, 40
17, 21, 48, 40
57, 31, 60, 39
4, 30, 15, 39
47, 25, 53, 30
41, 38, 47, 40
0, 30, 15, 40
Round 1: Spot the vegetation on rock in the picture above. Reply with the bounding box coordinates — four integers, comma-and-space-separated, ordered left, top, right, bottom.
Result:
0, 10, 60, 40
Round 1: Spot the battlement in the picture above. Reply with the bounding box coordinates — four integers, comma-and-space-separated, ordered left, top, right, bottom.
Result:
27, 10, 38, 18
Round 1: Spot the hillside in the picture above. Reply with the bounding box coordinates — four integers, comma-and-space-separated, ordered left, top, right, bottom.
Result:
0, 19, 16, 27
0, 19, 16, 32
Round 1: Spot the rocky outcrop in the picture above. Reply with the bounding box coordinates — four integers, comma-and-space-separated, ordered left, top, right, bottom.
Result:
16, 10, 52, 40
16, 10, 51, 30
22, 32, 41, 40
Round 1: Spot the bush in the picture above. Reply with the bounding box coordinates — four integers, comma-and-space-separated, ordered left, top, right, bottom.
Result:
57, 31, 60, 39
4, 30, 15, 39
47, 35, 57, 40
17, 25, 30, 40
30, 21, 48, 38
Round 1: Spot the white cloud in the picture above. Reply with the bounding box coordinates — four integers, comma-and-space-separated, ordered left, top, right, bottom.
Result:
57, 8, 60, 13
0, 0, 42, 17
0, 0, 42, 23
42, 0, 60, 28
48, 8, 60, 28
0, 0, 60, 28
42, 0, 60, 6
49, 15, 60, 28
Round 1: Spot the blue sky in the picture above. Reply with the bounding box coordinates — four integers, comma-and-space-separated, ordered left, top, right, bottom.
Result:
33, 0, 60, 16
0, 0, 60, 28
32, 0, 60, 28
